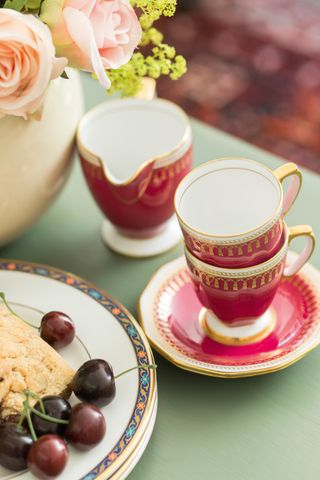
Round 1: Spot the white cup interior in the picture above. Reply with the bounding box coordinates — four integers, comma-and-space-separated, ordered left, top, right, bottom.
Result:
78, 99, 188, 183
176, 159, 282, 237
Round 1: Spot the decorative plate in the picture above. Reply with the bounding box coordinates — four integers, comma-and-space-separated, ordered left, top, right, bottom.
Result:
139, 252, 320, 378
112, 394, 157, 480
0, 260, 157, 480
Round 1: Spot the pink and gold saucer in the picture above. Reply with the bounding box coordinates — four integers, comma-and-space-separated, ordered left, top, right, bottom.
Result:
139, 252, 320, 378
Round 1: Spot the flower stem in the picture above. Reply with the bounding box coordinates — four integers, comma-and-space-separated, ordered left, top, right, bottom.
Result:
0, 292, 36, 329
115, 364, 157, 380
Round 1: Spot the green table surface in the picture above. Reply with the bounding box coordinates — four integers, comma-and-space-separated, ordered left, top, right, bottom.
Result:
2, 74, 320, 480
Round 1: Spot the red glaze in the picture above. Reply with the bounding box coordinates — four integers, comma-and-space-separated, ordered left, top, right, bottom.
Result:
155, 267, 319, 363
182, 219, 285, 268
65, 403, 106, 451
40, 311, 75, 349
27, 435, 68, 480
186, 255, 286, 326
80, 147, 192, 236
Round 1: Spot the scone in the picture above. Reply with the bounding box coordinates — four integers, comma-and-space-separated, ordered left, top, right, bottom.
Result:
0, 305, 75, 423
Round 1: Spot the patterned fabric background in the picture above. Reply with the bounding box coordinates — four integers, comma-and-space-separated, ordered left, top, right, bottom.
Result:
158, 0, 320, 173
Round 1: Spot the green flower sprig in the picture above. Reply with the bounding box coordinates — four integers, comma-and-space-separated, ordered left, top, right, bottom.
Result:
107, 0, 187, 97
131, 0, 176, 29
2, 0, 187, 97
2, 0, 42, 12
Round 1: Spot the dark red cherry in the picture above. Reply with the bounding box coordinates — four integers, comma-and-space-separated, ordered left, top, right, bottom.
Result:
72, 359, 115, 407
0, 423, 33, 471
27, 434, 68, 479
31, 396, 71, 437
65, 403, 106, 451
40, 311, 75, 349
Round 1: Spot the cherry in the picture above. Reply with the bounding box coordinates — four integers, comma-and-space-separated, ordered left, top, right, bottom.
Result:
27, 434, 68, 480
31, 396, 71, 437
40, 311, 75, 349
72, 359, 116, 407
0, 423, 33, 471
65, 403, 106, 451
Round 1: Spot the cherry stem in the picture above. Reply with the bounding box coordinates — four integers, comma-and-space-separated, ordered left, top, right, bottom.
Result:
76, 335, 92, 360
17, 411, 25, 430
29, 407, 69, 425
25, 390, 45, 414
0, 292, 36, 329
18, 390, 69, 441
22, 401, 37, 442
115, 364, 157, 380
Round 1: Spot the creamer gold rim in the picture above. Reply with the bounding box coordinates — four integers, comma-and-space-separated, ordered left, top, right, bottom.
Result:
77, 98, 191, 187
174, 157, 286, 240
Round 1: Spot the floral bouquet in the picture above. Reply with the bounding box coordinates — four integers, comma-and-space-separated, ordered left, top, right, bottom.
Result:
0, 0, 186, 119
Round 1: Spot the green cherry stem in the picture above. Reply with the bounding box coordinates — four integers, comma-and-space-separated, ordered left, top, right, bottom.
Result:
24, 390, 45, 414
75, 335, 92, 360
29, 407, 69, 425
17, 408, 26, 430
23, 389, 69, 425
115, 364, 157, 380
0, 292, 36, 329
23, 400, 37, 442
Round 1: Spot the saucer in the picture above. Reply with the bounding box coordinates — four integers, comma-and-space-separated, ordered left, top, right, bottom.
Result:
139, 252, 320, 378
101, 216, 182, 258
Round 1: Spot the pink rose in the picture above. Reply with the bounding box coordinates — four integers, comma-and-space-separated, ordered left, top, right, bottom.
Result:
0, 9, 67, 119
41, 0, 142, 89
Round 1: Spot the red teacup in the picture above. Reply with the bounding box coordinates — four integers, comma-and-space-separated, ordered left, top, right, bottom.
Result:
77, 99, 192, 242
175, 158, 302, 268
185, 224, 315, 345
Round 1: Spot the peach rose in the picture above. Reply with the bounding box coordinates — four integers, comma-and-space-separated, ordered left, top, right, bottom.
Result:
0, 9, 67, 119
41, 0, 142, 89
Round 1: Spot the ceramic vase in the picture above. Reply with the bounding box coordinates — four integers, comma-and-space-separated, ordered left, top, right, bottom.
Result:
0, 69, 84, 247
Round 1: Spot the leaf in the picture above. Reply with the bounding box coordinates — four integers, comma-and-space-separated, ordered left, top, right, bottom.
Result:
3, 0, 26, 11
25, 0, 42, 10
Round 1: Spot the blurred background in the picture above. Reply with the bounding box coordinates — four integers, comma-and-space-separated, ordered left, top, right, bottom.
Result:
158, 0, 320, 173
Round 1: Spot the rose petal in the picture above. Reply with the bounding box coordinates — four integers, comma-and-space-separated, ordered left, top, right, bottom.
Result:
63, 7, 111, 88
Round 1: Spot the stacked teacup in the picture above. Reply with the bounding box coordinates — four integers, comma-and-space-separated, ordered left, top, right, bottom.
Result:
175, 157, 315, 346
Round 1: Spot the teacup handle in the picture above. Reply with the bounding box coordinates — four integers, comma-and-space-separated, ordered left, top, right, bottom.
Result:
274, 162, 302, 216
284, 225, 315, 277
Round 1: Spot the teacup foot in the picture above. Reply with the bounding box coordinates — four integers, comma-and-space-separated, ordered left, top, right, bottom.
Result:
199, 308, 276, 346
101, 216, 182, 258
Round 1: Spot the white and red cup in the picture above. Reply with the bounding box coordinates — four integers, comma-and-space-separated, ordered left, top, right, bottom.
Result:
175, 158, 302, 268
186, 224, 315, 345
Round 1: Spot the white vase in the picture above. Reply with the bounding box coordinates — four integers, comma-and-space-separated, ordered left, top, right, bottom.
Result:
0, 69, 84, 247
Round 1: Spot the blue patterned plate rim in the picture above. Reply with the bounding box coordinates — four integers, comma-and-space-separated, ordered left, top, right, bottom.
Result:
0, 259, 156, 480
